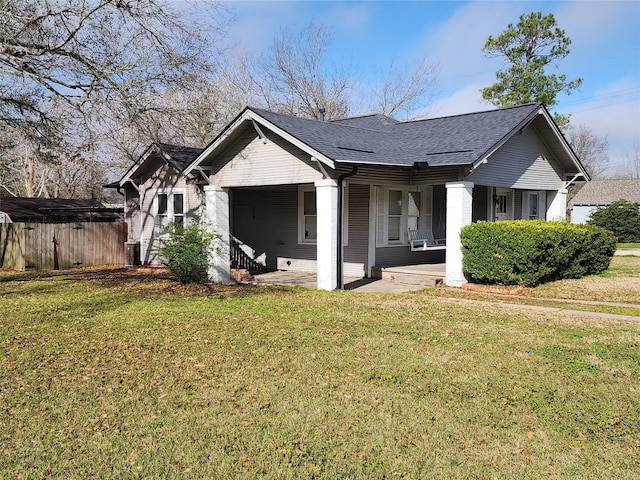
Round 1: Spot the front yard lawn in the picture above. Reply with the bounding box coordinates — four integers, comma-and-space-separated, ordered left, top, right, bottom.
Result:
1, 267, 639, 478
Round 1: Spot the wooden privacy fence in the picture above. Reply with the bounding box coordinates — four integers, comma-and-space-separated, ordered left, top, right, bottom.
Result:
0, 222, 127, 271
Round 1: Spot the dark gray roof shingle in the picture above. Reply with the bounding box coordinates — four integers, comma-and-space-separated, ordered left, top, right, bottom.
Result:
569, 179, 640, 206
249, 103, 541, 167
0, 197, 121, 222
156, 143, 204, 172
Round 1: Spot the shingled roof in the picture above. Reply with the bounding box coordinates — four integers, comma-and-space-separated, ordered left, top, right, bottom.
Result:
118, 142, 203, 187
0, 197, 122, 222
155, 143, 204, 172
569, 179, 640, 206
248, 103, 543, 167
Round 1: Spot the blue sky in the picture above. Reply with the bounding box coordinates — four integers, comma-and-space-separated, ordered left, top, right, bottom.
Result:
216, 0, 639, 174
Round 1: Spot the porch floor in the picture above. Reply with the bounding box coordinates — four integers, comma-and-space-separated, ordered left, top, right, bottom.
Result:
250, 264, 446, 292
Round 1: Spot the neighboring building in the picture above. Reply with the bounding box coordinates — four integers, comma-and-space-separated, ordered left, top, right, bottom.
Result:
0, 197, 122, 223
115, 103, 589, 289
569, 179, 640, 224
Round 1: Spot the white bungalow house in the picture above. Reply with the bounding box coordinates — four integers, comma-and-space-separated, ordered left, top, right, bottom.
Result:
115, 103, 589, 290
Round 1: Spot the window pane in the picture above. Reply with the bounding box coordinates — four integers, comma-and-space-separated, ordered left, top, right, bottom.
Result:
173, 194, 184, 215
497, 195, 507, 214
304, 190, 316, 215
305, 215, 317, 240
529, 194, 538, 219
388, 190, 402, 215
158, 194, 168, 215
407, 216, 419, 231
388, 216, 401, 241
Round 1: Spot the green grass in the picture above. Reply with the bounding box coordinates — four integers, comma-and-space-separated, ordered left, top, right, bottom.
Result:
617, 243, 640, 249
1, 267, 639, 478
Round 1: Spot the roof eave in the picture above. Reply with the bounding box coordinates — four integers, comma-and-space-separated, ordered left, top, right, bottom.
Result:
470, 104, 591, 182
470, 104, 543, 170
118, 143, 157, 187
536, 106, 591, 182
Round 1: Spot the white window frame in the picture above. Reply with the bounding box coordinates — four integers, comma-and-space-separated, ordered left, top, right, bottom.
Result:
154, 189, 186, 236
297, 184, 349, 245
375, 186, 432, 247
298, 185, 317, 244
523, 190, 546, 220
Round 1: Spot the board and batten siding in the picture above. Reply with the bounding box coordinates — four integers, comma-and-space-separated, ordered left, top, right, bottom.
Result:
139, 160, 202, 264
343, 183, 369, 277
232, 187, 313, 271
335, 166, 461, 187
232, 184, 369, 278
213, 130, 324, 187
468, 126, 564, 190
374, 245, 445, 268
372, 184, 446, 268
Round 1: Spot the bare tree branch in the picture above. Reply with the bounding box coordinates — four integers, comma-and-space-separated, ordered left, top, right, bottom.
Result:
566, 124, 610, 179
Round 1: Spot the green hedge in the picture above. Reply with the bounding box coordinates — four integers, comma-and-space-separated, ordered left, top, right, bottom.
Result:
587, 199, 640, 243
460, 220, 616, 286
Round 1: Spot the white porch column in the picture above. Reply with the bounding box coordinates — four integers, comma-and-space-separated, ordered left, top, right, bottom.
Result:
546, 188, 568, 221
204, 185, 231, 284
445, 181, 474, 287
315, 179, 338, 291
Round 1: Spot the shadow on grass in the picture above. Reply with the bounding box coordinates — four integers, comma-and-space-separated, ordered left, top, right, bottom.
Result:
0, 265, 310, 301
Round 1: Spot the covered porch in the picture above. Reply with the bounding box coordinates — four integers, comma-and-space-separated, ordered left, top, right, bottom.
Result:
207, 179, 569, 291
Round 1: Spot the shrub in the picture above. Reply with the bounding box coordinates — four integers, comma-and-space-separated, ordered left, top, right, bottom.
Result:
155, 218, 218, 284
587, 199, 640, 243
461, 220, 616, 286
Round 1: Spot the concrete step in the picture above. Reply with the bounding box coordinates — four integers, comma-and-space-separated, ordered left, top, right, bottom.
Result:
381, 267, 444, 286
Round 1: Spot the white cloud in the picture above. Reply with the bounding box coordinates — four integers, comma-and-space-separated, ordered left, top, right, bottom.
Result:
559, 77, 640, 173
317, 3, 373, 38
417, 1, 527, 89
427, 81, 492, 118
220, 1, 300, 53
555, 0, 639, 47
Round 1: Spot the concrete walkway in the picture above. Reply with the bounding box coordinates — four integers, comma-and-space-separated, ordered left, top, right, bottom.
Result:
250, 271, 640, 322
615, 248, 640, 256
444, 296, 640, 323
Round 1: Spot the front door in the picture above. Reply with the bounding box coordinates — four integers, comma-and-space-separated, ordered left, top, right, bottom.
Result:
494, 188, 512, 221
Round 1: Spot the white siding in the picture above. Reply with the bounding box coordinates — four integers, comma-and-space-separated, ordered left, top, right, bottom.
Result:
571, 205, 597, 224
468, 126, 564, 190
213, 130, 324, 187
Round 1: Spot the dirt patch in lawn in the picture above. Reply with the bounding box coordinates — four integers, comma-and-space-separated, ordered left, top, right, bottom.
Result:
461, 283, 530, 295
